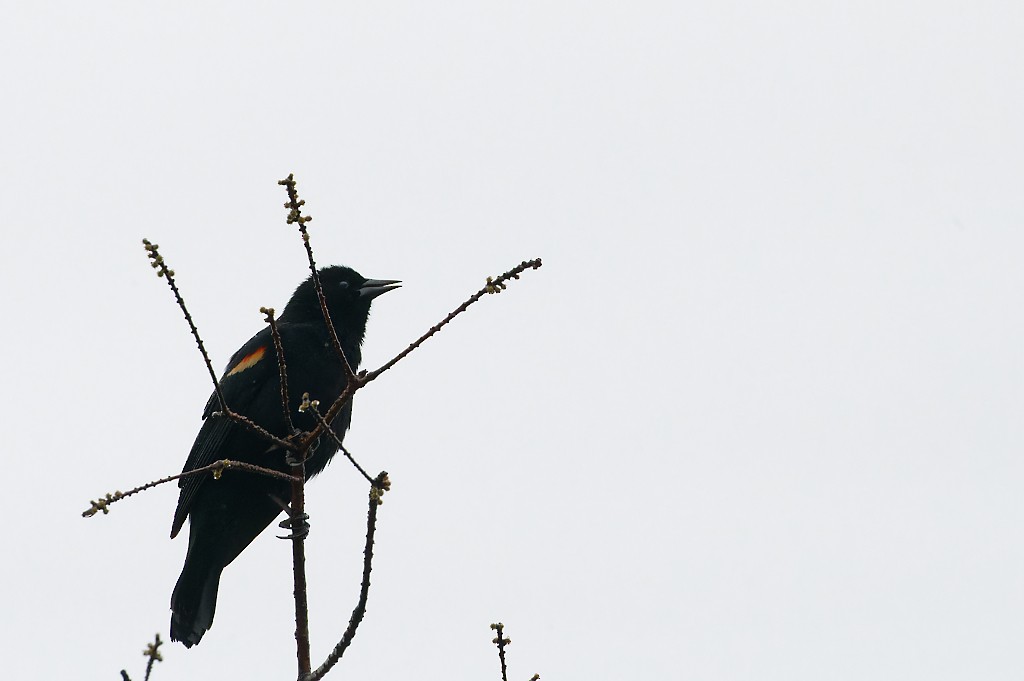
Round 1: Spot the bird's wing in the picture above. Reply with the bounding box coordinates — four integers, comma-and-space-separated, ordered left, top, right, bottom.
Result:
170, 327, 282, 538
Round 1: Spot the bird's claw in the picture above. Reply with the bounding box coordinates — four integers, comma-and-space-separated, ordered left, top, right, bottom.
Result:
277, 512, 310, 540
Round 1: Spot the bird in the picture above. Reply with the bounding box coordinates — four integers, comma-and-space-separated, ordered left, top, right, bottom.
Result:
169, 266, 399, 648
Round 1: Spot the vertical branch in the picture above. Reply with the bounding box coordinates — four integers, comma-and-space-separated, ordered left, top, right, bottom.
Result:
288, 390, 317, 679
306, 472, 390, 681
142, 633, 163, 681
260, 305, 307, 675
490, 623, 510, 681
278, 174, 356, 381
290, 463, 311, 679
261, 307, 294, 435
119, 633, 163, 681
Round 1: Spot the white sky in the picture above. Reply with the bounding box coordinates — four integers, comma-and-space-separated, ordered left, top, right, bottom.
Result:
3, 2, 1024, 679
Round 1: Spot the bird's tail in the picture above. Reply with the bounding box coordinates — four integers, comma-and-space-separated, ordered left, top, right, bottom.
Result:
170, 551, 223, 648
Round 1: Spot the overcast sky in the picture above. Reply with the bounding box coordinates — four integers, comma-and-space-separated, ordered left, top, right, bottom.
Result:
3, 2, 1024, 679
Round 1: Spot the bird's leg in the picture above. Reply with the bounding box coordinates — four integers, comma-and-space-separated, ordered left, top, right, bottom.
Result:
269, 493, 310, 539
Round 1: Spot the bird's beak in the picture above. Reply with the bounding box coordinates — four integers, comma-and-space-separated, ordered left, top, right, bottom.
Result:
359, 279, 402, 301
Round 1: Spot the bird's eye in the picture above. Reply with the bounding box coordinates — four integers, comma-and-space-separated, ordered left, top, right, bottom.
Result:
337, 281, 350, 291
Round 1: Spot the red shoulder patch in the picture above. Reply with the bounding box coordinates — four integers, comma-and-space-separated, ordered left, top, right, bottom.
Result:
226, 346, 266, 377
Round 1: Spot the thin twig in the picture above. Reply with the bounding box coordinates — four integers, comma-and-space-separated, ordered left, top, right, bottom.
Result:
142, 633, 163, 681
119, 633, 163, 681
306, 403, 375, 485
306, 472, 390, 681
143, 239, 227, 411
262, 307, 295, 436
142, 239, 297, 453
295, 258, 542, 455
363, 259, 543, 383
298, 381, 360, 455
490, 623, 510, 681
278, 174, 356, 380
260, 253, 544, 446
214, 410, 297, 452
82, 460, 299, 517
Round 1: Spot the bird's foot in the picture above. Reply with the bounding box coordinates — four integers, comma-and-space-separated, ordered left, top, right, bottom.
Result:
277, 512, 310, 540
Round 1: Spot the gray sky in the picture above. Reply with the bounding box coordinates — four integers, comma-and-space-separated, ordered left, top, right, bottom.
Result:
3, 2, 1024, 679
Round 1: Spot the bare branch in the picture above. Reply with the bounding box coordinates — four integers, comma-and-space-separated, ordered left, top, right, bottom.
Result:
490, 623, 510, 681
142, 239, 297, 453
278, 174, 356, 380
296, 257, 543, 459
221, 412, 297, 452
82, 460, 299, 518
289, 462, 311, 678
119, 632, 163, 681
143, 239, 228, 410
363, 258, 543, 383
143, 633, 163, 681
305, 401, 375, 486
261, 306, 295, 436
298, 381, 361, 455
306, 472, 390, 681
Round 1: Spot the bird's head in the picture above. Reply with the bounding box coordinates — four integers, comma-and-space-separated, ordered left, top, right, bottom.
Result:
279, 265, 400, 345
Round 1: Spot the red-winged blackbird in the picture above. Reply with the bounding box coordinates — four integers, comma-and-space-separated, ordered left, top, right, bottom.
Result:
169, 266, 399, 648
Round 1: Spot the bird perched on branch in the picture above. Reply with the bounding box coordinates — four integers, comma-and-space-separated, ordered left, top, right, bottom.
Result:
169, 266, 399, 648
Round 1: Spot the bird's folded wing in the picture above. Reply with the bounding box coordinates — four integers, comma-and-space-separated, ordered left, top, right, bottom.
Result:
170, 327, 279, 538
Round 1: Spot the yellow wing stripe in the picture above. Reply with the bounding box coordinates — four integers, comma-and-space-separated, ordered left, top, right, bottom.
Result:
226, 346, 266, 377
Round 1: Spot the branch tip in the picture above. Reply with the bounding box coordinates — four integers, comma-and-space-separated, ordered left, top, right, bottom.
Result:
370, 471, 391, 505
81, 460, 299, 518
362, 257, 544, 382
491, 622, 511, 681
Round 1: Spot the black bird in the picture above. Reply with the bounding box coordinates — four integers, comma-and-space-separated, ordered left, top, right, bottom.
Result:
169, 266, 399, 648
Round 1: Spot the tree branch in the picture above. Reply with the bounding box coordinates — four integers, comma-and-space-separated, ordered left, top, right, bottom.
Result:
262, 306, 295, 436
306, 472, 390, 681
82, 460, 299, 518
490, 623, 510, 681
306, 401, 375, 486
363, 258, 543, 383
290, 462, 311, 679
141, 239, 298, 453
278, 174, 356, 381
